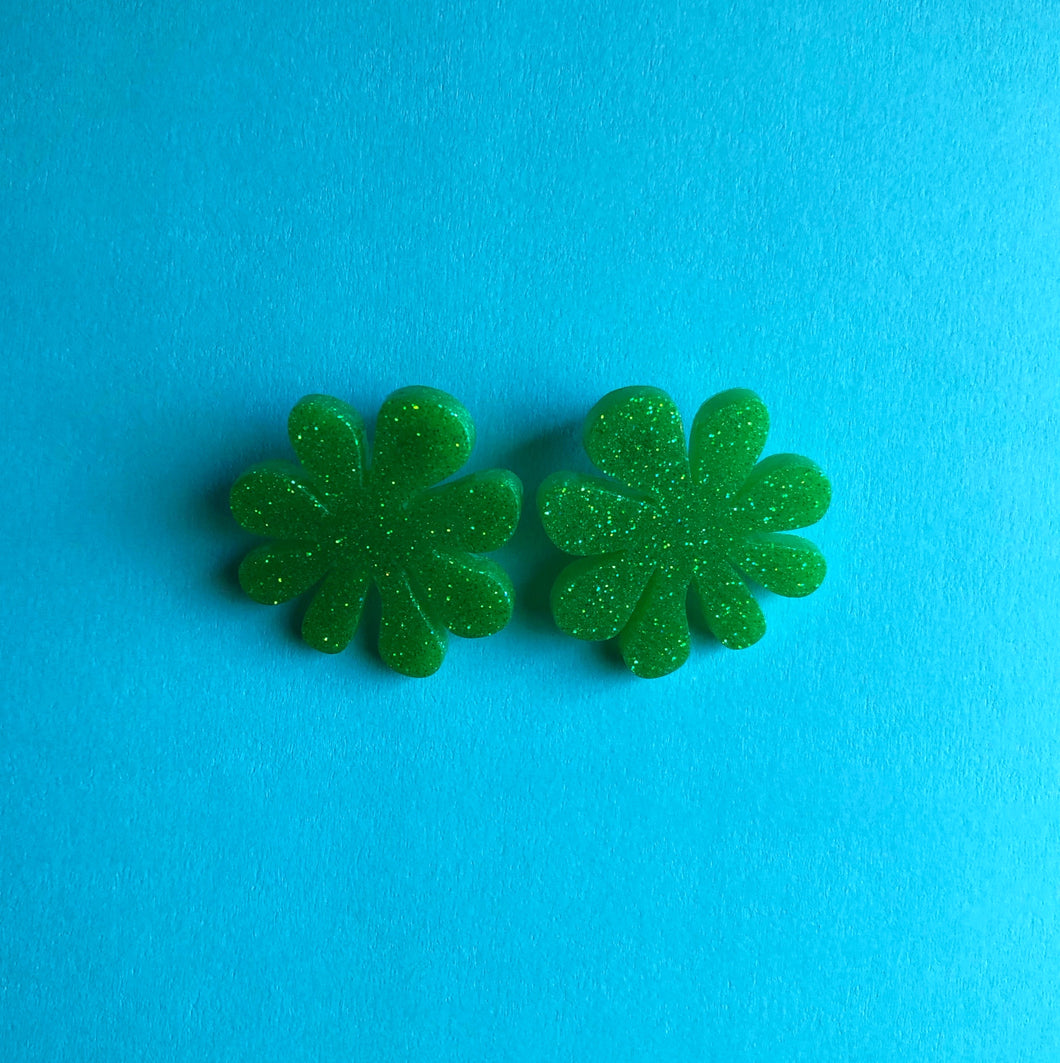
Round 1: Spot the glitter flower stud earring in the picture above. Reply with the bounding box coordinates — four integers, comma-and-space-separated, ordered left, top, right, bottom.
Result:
538, 387, 831, 678
230, 388, 522, 676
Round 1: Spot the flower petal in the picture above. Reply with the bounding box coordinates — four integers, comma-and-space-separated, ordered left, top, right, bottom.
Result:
230, 460, 329, 538
410, 470, 522, 553
692, 558, 766, 649
370, 386, 475, 492
551, 551, 654, 641
377, 569, 448, 676
288, 394, 366, 497
728, 533, 826, 598
538, 472, 653, 556
689, 389, 769, 499
617, 568, 691, 678
413, 551, 514, 638
301, 563, 370, 653
238, 541, 330, 604
731, 454, 831, 532
583, 387, 690, 500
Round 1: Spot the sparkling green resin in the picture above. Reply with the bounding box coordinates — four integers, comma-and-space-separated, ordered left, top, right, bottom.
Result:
230, 388, 522, 677
538, 387, 831, 678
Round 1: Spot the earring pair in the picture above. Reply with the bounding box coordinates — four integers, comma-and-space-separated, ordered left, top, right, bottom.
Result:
229, 386, 830, 679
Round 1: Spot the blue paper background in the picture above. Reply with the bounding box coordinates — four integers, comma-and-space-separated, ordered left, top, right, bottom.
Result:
3, 2, 1059, 1059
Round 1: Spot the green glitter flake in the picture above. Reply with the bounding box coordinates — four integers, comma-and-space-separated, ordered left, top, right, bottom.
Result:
230, 388, 522, 677
538, 387, 831, 678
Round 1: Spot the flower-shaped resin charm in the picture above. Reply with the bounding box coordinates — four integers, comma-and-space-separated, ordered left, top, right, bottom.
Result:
538, 387, 831, 678
230, 388, 522, 677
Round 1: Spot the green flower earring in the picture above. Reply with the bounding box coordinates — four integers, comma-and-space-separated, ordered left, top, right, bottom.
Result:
538, 387, 831, 678
230, 387, 522, 677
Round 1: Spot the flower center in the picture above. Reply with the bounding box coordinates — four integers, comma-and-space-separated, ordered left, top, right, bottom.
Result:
323, 484, 409, 569
648, 485, 732, 578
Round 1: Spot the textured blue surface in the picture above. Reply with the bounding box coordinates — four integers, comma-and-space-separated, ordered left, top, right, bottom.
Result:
3, 2, 1059, 1059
